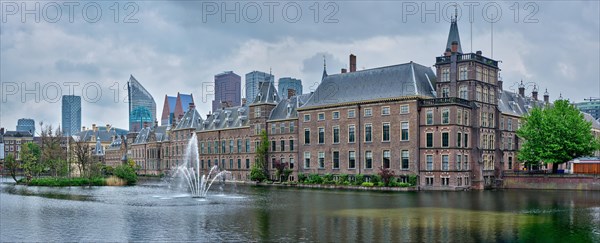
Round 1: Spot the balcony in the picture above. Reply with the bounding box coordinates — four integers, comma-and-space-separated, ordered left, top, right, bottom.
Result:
419, 97, 472, 107
436, 53, 499, 68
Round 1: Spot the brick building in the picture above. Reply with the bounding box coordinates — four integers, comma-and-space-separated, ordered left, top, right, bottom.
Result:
129, 19, 560, 189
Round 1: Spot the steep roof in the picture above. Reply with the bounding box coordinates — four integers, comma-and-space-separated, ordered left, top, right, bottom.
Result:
199, 106, 249, 131
446, 19, 462, 53
2, 131, 33, 137
301, 62, 436, 109
498, 90, 546, 116
174, 107, 203, 130
582, 112, 600, 130
133, 125, 170, 144
269, 93, 312, 120
251, 81, 280, 105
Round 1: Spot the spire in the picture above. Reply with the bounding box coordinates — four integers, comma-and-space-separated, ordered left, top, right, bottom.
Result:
321, 55, 328, 80
446, 10, 462, 53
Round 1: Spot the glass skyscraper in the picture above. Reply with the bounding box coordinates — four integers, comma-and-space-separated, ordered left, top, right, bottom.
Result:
128, 75, 156, 132
212, 71, 241, 111
16, 118, 35, 135
245, 71, 274, 104
278, 77, 303, 99
62, 95, 81, 136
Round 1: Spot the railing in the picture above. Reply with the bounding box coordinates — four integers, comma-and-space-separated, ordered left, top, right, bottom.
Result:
419, 97, 472, 107
436, 53, 499, 67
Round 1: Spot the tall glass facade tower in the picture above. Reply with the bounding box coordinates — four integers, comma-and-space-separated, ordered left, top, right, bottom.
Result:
245, 71, 274, 104
277, 77, 303, 99
62, 95, 81, 136
128, 75, 156, 132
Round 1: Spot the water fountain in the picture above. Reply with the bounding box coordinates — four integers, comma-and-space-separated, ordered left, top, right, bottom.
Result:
172, 133, 229, 198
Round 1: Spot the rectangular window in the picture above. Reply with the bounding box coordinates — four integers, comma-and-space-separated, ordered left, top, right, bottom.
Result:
290, 158, 294, 169
382, 123, 390, 142
508, 157, 513, 170
290, 122, 295, 133
348, 109, 355, 118
201, 160, 204, 169
364, 108, 372, 117
304, 114, 310, 122
318, 113, 325, 121
464, 133, 469, 148
365, 124, 372, 142
229, 140, 234, 154
304, 152, 311, 168
289, 140, 294, 151
333, 111, 340, 119
255, 107, 261, 118
246, 139, 250, 153
383, 150, 391, 168
508, 119, 513, 131
318, 152, 325, 168
456, 154, 462, 170
318, 127, 325, 144
304, 128, 310, 144
426, 110, 433, 125
426, 155, 433, 171
401, 150, 409, 170
221, 141, 226, 154
272, 158, 276, 169
365, 151, 373, 169
208, 159, 211, 168
237, 139, 242, 153
333, 126, 340, 144
200, 142, 205, 154
442, 132, 449, 147
459, 66, 468, 80
349, 151, 356, 169
214, 141, 219, 154
442, 155, 449, 171
382, 106, 390, 115
280, 123, 285, 133
230, 159, 233, 169
442, 109, 449, 124
271, 124, 276, 134
442, 87, 449, 98
457, 109, 462, 125
457, 132, 462, 147
348, 125, 356, 143
442, 68, 450, 82
401, 122, 409, 141
333, 151, 340, 169
400, 105, 409, 114
237, 159, 241, 169
271, 141, 276, 152
246, 159, 250, 169
426, 133, 433, 147
426, 177, 434, 186
442, 177, 449, 186
280, 140, 285, 152
464, 111, 469, 125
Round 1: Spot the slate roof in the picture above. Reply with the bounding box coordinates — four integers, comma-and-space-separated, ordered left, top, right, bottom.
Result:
269, 93, 313, 120
174, 107, 203, 130
74, 127, 127, 143
301, 62, 436, 109
107, 136, 123, 149
94, 138, 104, 156
498, 90, 546, 116
446, 18, 462, 53
2, 131, 33, 137
582, 112, 600, 130
199, 106, 249, 131
251, 81, 280, 105
133, 125, 170, 144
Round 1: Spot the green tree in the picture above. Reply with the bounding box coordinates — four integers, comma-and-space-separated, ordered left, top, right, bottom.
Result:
114, 163, 138, 185
4, 154, 19, 182
517, 100, 600, 173
39, 123, 68, 177
251, 130, 270, 181
20, 142, 42, 181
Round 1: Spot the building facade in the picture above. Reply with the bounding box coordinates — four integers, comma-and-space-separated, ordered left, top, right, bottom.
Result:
62, 95, 81, 136
16, 118, 35, 135
128, 75, 157, 132
278, 77, 303, 100
575, 99, 600, 120
128, 19, 567, 190
1, 130, 34, 162
213, 71, 242, 111
245, 71, 274, 104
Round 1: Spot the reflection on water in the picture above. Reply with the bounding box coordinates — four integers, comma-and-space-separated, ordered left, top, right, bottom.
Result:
1, 180, 599, 242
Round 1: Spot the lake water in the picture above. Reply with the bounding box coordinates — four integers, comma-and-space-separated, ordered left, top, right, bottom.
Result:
1, 178, 599, 242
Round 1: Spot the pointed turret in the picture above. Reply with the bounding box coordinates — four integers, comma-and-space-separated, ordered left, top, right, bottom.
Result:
322, 56, 328, 80
445, 12, 462, 53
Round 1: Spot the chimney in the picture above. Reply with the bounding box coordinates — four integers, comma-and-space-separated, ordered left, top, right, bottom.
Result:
82, 126, 86, 131
476, 50, 482, 55
287, 89, 296, 98
544, 89, 550, 104
242, 98, 247, 106
518, 80, 525, 97
341, 68, 347, 73
349, 54, 356, 72
92, 124, 97, 132
189, 102, 195, 110
451, 41, 459, 53
0, 127, 4, 135
532, 85, 538, 101
106, 124, 111, 132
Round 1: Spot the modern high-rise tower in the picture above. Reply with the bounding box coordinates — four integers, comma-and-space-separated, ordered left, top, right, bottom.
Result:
128, 75, 156, 132
212, 71, 241, 111
245, 71, 274, 104
16, 118, 35, 135
62, 95, 81, 136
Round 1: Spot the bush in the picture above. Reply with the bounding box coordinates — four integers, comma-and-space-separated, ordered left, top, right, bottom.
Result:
27, 177, 106, 186
354, 174, 365, 186
298, 173, 307, 183
398, 182, 411, 187
377, 182, 384, 187
361, 182, 374, 187
323, 173, 334, 183
250, 165, 267, 182
307, 174, 323, 184
338, 174, 349, 184
114, 164, 138, 185
370, 175, 381, 185
408, 174, 418, 186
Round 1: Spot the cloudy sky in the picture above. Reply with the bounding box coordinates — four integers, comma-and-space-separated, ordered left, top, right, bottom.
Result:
1, 1, 599, 132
